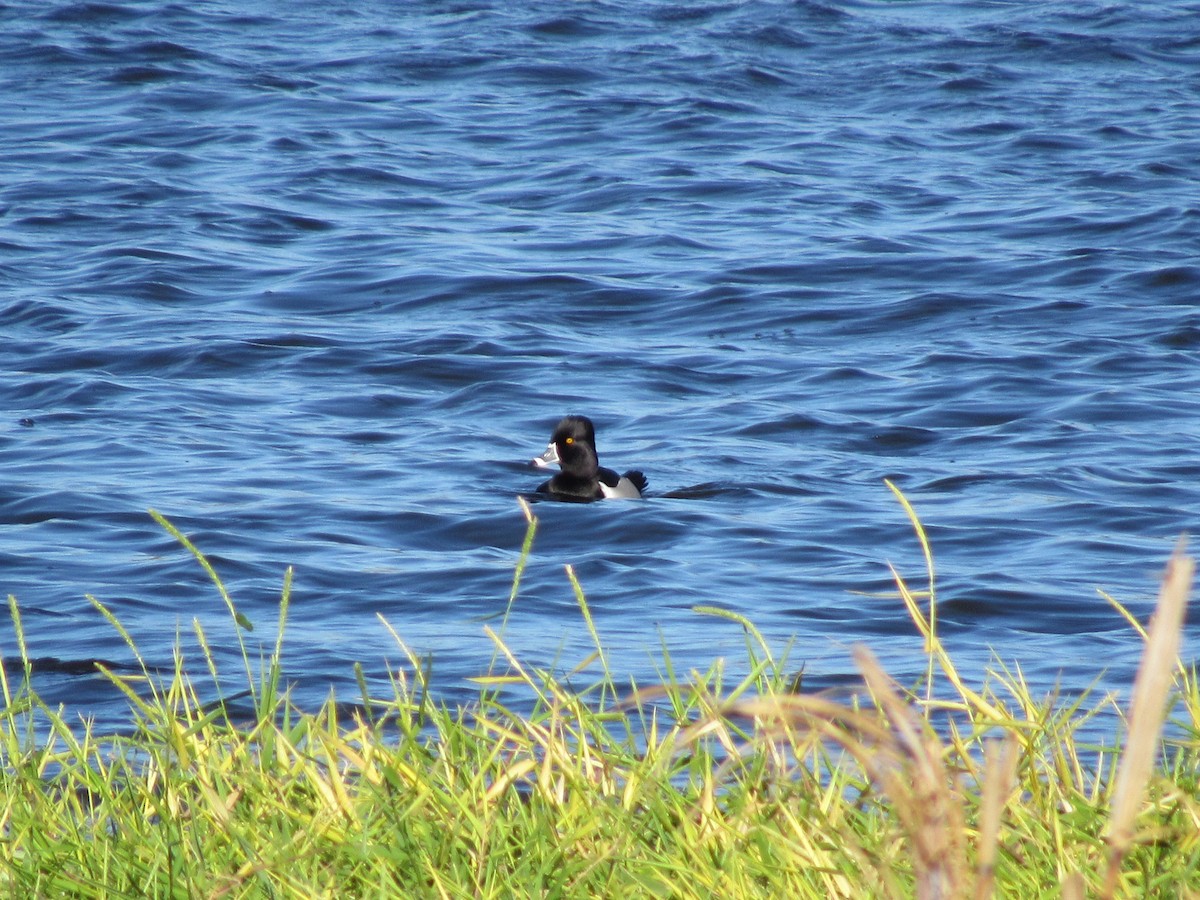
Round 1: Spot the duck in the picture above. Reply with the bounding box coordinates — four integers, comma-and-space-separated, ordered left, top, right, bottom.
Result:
531, 415, 647, 501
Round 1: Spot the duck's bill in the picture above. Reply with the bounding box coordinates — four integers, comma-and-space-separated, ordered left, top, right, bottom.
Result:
531, 443, 560, 468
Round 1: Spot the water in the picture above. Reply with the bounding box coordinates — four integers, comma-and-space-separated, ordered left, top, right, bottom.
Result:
3, 0, 1199, 728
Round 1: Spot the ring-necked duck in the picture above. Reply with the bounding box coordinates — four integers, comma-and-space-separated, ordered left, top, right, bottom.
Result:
531, 415, 647, 501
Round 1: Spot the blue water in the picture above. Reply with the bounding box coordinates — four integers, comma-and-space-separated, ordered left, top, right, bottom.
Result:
3, 0, 1200, 728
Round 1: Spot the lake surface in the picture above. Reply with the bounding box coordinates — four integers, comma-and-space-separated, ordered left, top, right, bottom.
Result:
3, 0, 1200, 728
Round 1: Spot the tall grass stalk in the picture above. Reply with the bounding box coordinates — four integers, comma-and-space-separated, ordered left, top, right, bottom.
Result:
1102, 540, 1193, 897
0, 495, 1195, 898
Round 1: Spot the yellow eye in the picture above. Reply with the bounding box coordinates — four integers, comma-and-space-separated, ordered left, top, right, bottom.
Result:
564, 437, 574, 445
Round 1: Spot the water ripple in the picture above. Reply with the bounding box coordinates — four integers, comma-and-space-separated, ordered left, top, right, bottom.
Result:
1, 0, 1197, 727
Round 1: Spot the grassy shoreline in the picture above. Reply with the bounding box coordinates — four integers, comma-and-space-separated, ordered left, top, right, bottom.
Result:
1, 496, 1197, 898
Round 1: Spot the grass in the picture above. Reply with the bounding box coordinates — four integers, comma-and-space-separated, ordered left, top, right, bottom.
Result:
0, 490, 1197, 898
